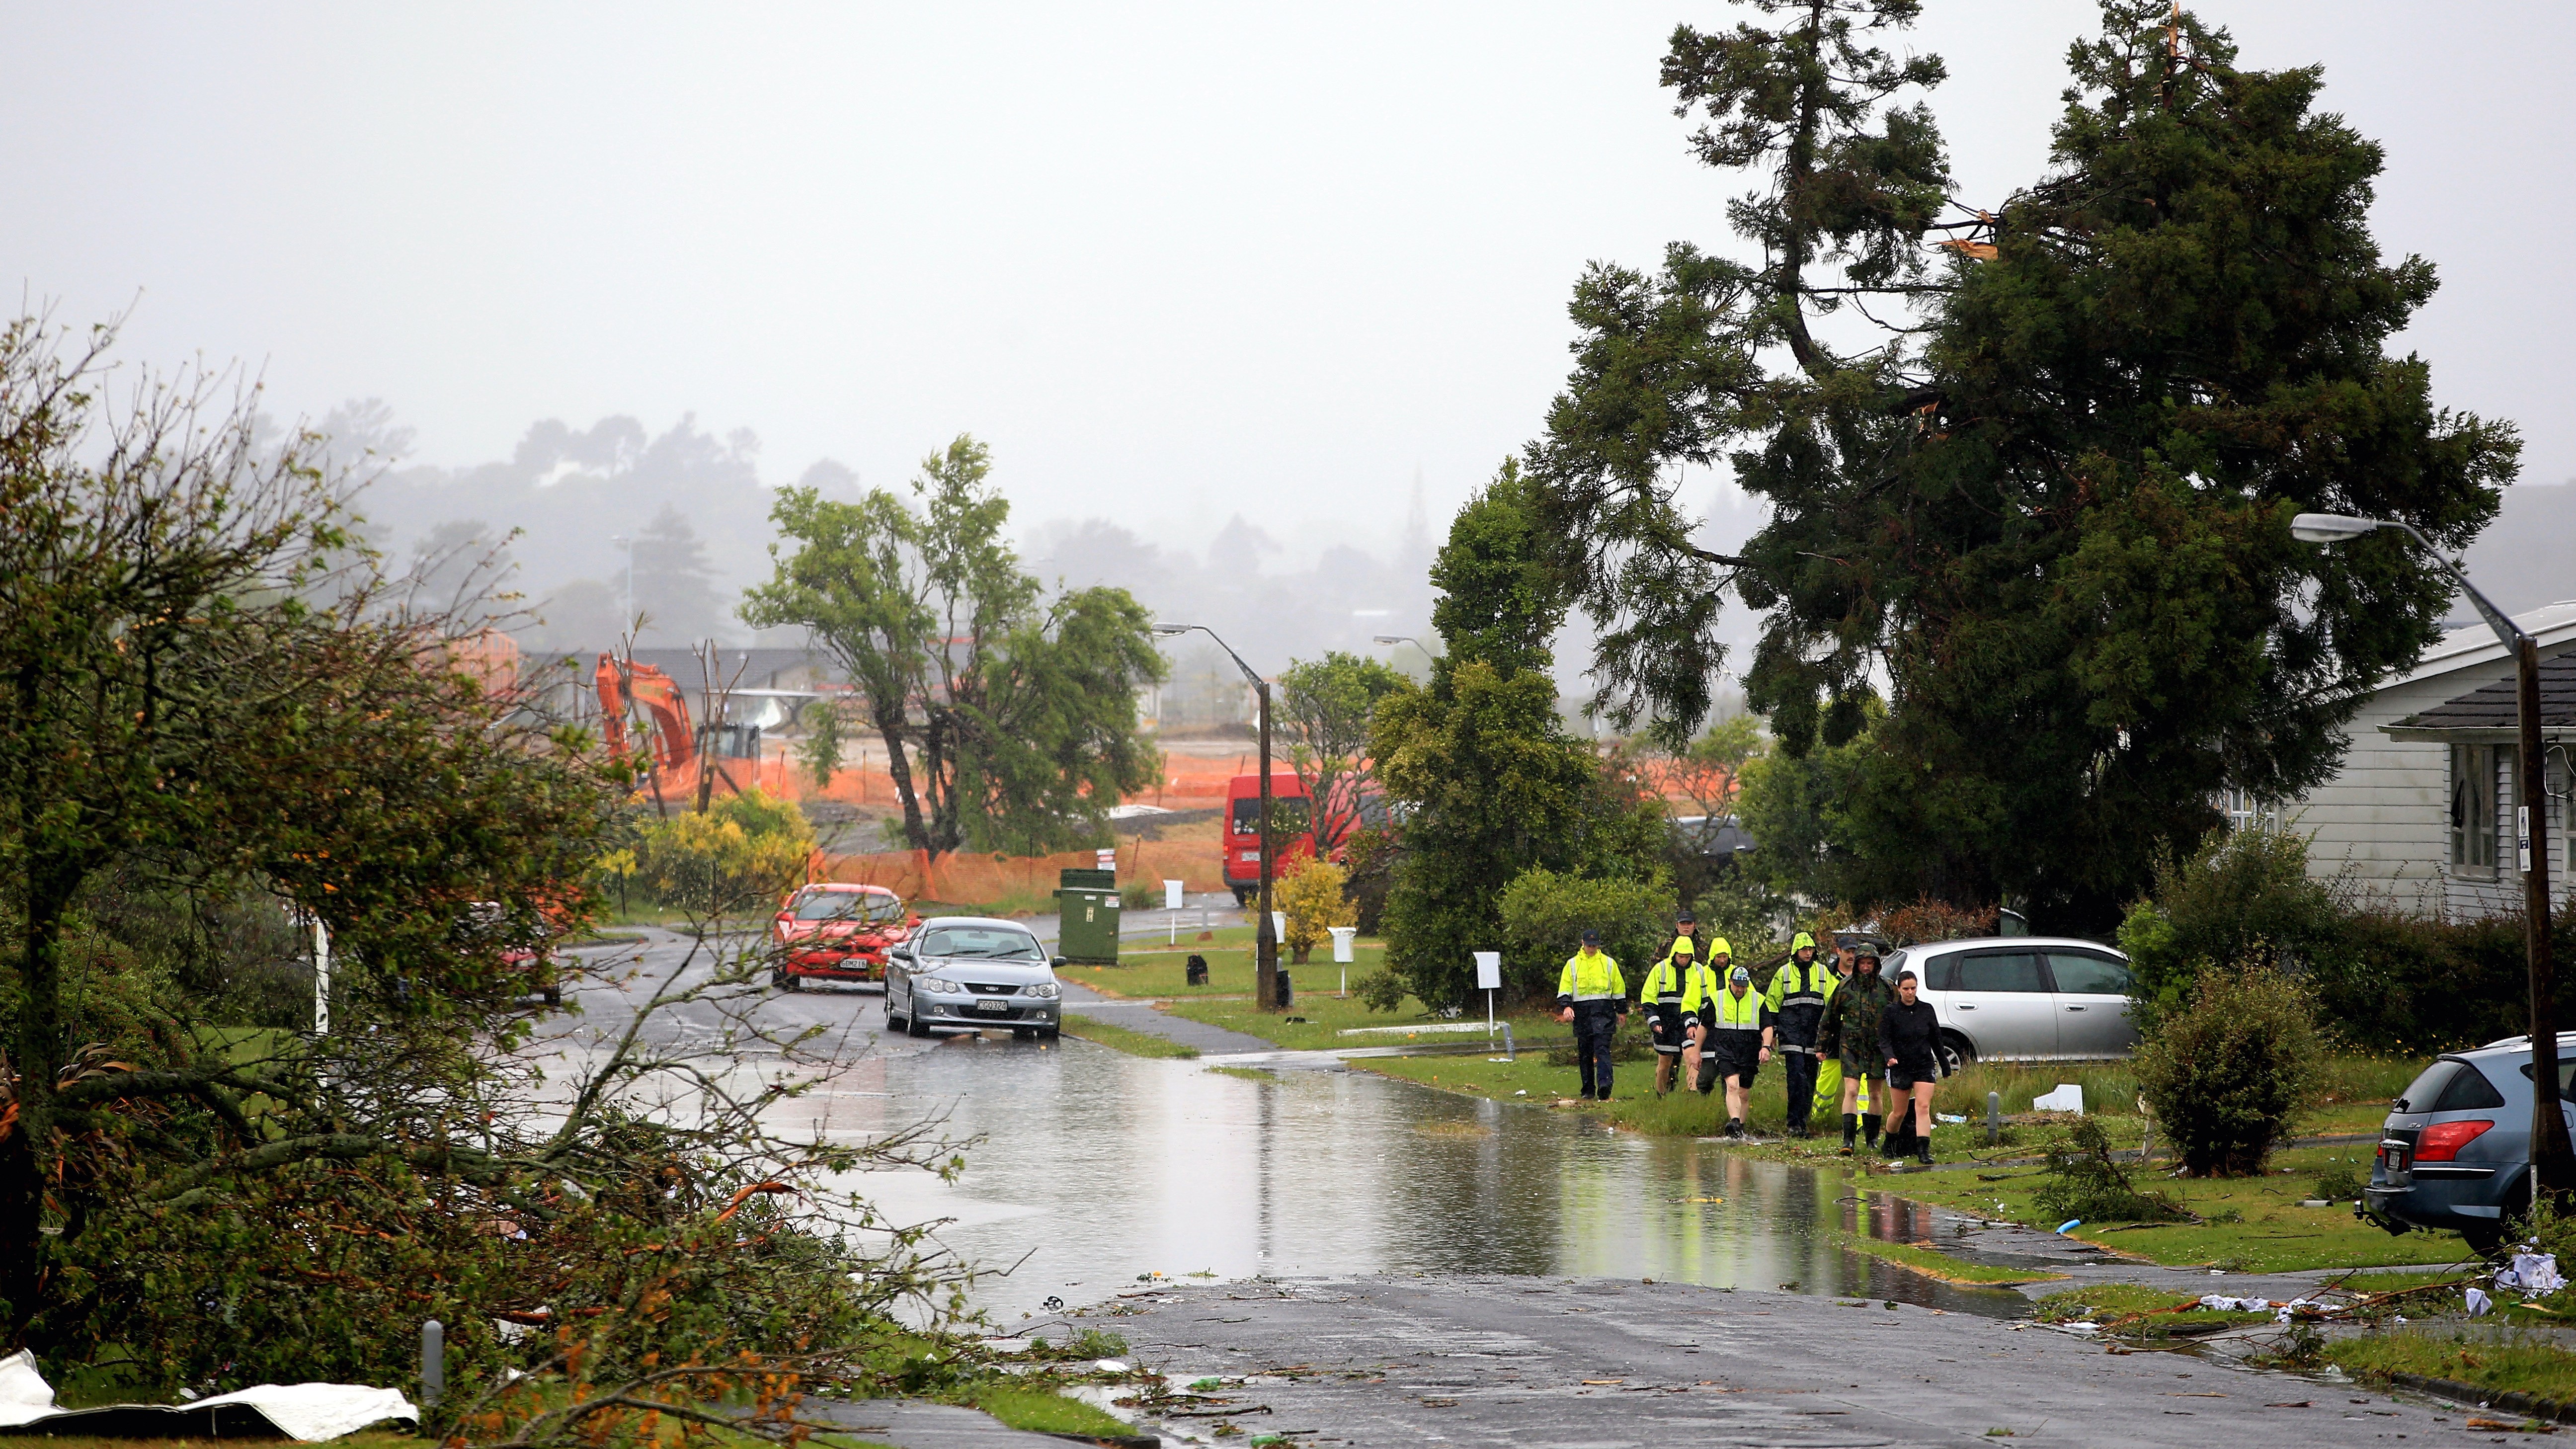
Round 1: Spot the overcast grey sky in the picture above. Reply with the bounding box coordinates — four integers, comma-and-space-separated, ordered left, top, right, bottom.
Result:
6, 2, 2572, 564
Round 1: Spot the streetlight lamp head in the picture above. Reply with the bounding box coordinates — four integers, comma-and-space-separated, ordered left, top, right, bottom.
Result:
2290, 512, 2383, 545
1371, 635, 1407, 645
1149, 623, 1192, 638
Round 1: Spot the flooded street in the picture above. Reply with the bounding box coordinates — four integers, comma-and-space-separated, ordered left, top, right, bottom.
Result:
560, 934, 2027, 1324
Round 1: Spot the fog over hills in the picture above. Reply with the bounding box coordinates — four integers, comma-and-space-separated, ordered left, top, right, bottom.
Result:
336, 392, 2571, 711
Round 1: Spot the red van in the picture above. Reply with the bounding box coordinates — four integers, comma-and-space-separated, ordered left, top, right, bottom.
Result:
1222, 772, 1315, 905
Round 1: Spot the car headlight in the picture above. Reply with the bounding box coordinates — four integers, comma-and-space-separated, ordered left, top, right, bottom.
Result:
915, 975, 960, 994
1022, 981, 1060, 999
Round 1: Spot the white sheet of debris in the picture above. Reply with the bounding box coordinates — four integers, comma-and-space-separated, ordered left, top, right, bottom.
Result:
0, 1349, 417, 1441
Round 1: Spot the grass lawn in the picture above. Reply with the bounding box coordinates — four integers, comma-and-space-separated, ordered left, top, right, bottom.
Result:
1058, 1014, 1200, 1059
1069, 931, 1391, 999
2327, 1330, 2576, 1405
959, 1384, 1136, 1438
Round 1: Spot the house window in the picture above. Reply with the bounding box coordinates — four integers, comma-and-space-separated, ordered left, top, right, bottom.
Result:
2452, 743, 2498, 872
2217, 787, 2277, 834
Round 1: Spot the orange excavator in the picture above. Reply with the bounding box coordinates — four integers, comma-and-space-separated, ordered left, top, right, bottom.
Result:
594, 653, 697, 774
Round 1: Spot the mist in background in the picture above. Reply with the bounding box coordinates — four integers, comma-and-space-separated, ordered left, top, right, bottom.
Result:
11, 1, 2572, 687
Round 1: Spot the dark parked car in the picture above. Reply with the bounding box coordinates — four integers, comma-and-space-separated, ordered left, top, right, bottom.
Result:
2364, 1034, 2573, 1255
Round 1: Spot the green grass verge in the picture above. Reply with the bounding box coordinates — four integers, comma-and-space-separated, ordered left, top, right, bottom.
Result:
1834, 1232, 2065, 1285
1070, 934, 1391, 999
964, 1385, 1136, 1437
1058, 1013, 1200, 1059
2032, 1284, 2197, 1321
2328, 1331, 2576, 1404
1206, 1065, 1274, 1081
1158, 990, 1496, 1051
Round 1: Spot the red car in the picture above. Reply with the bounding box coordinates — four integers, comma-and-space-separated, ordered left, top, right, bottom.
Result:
771, 884, 917, 991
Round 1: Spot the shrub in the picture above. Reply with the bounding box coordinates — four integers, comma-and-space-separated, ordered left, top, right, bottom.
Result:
2116, 826, 2341, 1023
1497, 868, 1671, 1004
604, 789, 816, 919
1354, 966, 1409, 1014
1339, 826, 1397, 935
1690, 870, 1791, 964
2133, 964, 2326, 1176
2031, 1118, 2186, 1223
1875, 895, 1999, 947
1275, 855, 1356, 964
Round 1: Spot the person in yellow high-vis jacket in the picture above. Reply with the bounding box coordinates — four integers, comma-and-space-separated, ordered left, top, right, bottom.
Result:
1764, 931, 1837, 1138
1688, 961, 1771, 1137
1637, 936, 1702, 1096
1553, 928, 1628, 1101
1676, 935, 1732, 1095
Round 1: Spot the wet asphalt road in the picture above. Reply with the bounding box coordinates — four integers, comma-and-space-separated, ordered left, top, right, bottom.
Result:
540, 930, 2513, 1447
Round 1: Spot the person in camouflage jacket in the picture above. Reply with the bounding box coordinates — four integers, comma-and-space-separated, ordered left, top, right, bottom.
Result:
1816, 947, 1897, 1155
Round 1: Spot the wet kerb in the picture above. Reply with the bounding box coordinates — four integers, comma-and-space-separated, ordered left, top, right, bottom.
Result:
1090, 1275, 2462, 1447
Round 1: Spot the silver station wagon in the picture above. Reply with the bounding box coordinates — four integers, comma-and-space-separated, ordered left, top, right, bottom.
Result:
884, 916, 1063, 1043
1879, 936, 2140, 1063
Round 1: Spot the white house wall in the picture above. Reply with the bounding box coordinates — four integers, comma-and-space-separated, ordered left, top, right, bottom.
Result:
2293, 616, 2576, 921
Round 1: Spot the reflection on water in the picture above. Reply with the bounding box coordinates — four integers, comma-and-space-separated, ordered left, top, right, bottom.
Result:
805, 1037, 2028, 1322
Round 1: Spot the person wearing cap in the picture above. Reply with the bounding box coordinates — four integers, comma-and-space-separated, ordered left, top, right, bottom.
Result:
1687, 955, 1771, 1136
1676, 935, 1735, 1092
1764, 931, 1837, 1137
1553, 928, 1629, 1101
1879, 968, 1944, 1166
1638, 935, 1706, 1097
1816, 945, 1897, 1154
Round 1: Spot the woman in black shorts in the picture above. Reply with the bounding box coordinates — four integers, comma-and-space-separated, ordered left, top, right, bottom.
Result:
1878, 969, 1942, 1166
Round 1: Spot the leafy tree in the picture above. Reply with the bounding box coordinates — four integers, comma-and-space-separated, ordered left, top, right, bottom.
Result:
796, 695, 850, 788
955, 586, 1166, 854
1532, 1, 2516, 927
632, 502, 729, 644
0, 317, 964, 1406
1277, 651, 1409, 855
1372, 465, 1669, 1007
605, 788, 816, 919
744, 435, 1164, 860
1273, 856, 1355, 966
1496, 870, 1670, 1002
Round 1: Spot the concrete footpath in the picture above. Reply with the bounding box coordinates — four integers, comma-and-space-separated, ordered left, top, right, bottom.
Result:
1087, 1275, 2514, 1447
1056, 981, 1280, 1055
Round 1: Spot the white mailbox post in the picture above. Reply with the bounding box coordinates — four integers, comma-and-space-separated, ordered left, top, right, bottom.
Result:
1473, 950, 1502, 1040
1329, 925, 1359, 996
1165, 879, 1186, 943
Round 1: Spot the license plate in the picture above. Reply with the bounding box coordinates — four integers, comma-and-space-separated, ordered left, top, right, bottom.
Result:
973, 998, 1011, 1014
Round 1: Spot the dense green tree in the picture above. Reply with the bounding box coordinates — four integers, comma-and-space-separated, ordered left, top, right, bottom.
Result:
0, 318, 961, 1407
1372, 465, 1668, 1007
743, 435, 1164, 859
1276, 650, 1410, 855
1532, 1, 2516, 926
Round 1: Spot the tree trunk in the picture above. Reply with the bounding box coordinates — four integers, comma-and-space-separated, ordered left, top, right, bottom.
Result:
875, 709, 934, 861
2, 860, 82, 1342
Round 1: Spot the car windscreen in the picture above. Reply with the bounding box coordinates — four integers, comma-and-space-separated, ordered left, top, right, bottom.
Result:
918, 926, 1045, 961
796, 891, 902, 923
1230, 796, 1312, 836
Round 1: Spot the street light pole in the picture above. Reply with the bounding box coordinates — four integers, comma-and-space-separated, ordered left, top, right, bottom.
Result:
2293, 512, 2571, 1196
1154, 623, 1284, 1011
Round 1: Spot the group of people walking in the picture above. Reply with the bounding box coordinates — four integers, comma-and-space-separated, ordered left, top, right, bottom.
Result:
1551, 915, 1944, 1165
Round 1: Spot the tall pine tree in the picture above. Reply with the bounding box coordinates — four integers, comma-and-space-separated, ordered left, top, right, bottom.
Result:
1533, 1, 2516, 925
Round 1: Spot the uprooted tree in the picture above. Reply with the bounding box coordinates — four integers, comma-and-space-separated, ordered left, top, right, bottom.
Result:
1527, 0, 2516, 927
0, 315, 964, 1425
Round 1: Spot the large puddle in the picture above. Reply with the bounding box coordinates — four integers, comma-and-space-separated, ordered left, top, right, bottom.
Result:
794, 1033, 2033, 1324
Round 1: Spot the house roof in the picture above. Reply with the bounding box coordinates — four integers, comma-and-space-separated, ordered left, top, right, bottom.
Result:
2384, 648, 2576, 742
2390, 600, 2576, 688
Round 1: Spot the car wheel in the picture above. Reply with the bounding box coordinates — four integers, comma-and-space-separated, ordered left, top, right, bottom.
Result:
1938, 1030, 1977, 1068
1230, 886, 1250, 907
907, 1011, 933, 1039
885, 1009, 907, 1033
1040, 1027, 1061, 1044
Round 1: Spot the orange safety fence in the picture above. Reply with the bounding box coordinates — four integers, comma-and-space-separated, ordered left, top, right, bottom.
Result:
661, 746, 1256, 812
816, 837, 1230, 905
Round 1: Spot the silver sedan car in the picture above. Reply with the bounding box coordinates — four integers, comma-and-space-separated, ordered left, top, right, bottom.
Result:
884, 917, 1063, 1043
1878, 936, 2139, 1063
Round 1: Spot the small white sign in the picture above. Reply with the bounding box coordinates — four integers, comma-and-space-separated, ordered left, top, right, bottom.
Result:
1164, 879, 1185, 911
1272, 911, 1288, 941
2522, 805, 2534, 873
1473, 951, 1502, 991
1329, 926, 1358, 963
